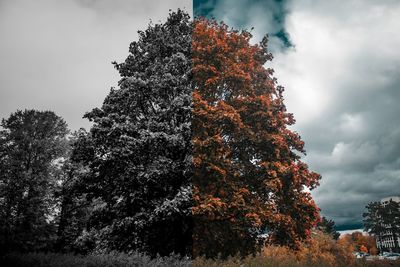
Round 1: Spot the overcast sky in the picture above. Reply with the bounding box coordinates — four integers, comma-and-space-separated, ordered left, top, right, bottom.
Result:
195, 0, 400, 229
0, 0, 192, 130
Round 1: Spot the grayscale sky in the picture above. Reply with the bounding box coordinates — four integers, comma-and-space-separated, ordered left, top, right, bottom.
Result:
0, 0, 192, 130
195, 0, 400, 229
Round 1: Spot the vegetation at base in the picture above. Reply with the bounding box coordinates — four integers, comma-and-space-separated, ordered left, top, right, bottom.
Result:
193, 231, 396, 267
194, 255, 400, 267
2, 243, 399, 267
0, 252, 191, 267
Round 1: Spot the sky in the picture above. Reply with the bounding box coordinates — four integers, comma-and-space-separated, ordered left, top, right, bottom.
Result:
195, 0, 400, 230
0, 0, 192, 131
1, 0, 399, 230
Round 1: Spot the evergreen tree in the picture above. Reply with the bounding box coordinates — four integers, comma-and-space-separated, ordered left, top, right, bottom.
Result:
192, 18, 321, 258
364, 200, 400, 252
73, 10, 192, 256
317, 216, 340, 240
0, 109, 69, 252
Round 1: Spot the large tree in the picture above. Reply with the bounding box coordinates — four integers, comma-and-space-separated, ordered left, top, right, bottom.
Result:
0, 109, 69, 252
192, 18, 321, 258
73, 10, 192, 256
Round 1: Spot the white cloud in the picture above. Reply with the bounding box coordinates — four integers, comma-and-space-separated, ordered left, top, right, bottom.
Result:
267, 0, 400, 225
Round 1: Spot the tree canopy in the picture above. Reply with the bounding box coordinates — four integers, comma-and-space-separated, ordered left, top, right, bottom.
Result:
72, 9, 192, 257
0, 109, 69, 252
363, 200, 400, 252
192, 18, 321, 258
317, 216, 340, 240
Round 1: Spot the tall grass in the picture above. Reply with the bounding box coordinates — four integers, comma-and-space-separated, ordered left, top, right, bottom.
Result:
0, 252, 191, 267
192, 231, 400, 267
2, 251, 399, 267
2, 231, 400, 267
193, 255, 400, 267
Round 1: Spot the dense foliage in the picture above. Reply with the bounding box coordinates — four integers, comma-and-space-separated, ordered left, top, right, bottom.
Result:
363, 200, 400, 252
192, 18, 321, 258
340, 231, 377, 255
317, 216, 340, 240
71, 10, 192, 257
53, 132, 91, 253
0, 110, 69, 252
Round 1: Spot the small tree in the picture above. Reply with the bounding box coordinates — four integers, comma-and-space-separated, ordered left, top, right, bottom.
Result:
364, 200, 400, 252
317, 216, 340, 240
359, 245, 368, 253
339, 232, 377, 254
0, 109, 69, 252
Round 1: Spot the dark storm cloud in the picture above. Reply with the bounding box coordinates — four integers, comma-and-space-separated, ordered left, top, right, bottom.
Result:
0, 0, 192, 131
194, 0, 292, 52
274, 1, 400, 228
196, 0, 400, 228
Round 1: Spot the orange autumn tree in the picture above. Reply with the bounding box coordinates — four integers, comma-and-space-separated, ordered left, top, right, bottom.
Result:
341, 232, 377, 255
192, 18, 321, 258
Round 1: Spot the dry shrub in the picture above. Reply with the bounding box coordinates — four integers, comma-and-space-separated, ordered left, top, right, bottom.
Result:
294, 230, 355, 266
194, 230, 356, 267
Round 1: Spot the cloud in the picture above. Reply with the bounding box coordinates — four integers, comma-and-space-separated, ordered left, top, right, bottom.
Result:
0, 0, 192, 130
194, 0, 292, 52
269, 0, 400, 226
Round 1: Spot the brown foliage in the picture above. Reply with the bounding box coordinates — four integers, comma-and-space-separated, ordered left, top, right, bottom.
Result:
192, 18, 321, 258
294, 230, 355, 266
193, 231, 358, 266
340, 231, 377, 255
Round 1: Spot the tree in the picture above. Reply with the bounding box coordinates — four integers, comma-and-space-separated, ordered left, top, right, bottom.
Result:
363, 202, 385, 239
317, 216, 340, 240
0, 109, 69, 252
364, 200, 400, 252
359, 244, 368, 253
192, 18, 321, 258
73, 10, 192, 257
53, 130, 91, 253
340, 231, 377, 254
